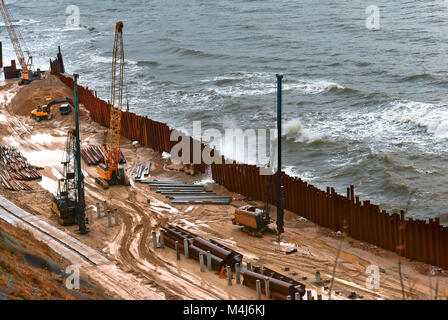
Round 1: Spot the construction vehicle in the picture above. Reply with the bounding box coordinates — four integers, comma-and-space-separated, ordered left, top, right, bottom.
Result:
234, 76, 287, 239
233, 174, 274, 237
31, 97, 73, 121
51, 74, 88, 234
95, 21, 129, 189
0, 0, 41, 84
233, 205, 272, 237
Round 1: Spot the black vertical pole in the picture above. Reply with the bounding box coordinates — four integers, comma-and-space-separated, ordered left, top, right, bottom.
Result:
276, 74, 284, 234
74, 74, 87, 234
0, 41, 3, 69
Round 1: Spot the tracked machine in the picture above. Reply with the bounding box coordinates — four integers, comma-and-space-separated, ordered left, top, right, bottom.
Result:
31, 97, 73, 121
95, 22, 129, 189
233, 174, 274, 237
51, 74, 88, 234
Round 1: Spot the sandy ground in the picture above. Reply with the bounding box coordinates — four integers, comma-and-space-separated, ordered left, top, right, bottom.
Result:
0, 74, 447, 300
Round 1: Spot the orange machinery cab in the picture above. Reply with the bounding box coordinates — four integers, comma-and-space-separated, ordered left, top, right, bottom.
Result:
21, 69, 30, 80
31, 105, 50, 121
97, 163, 126, 185
20, 68, 41, 85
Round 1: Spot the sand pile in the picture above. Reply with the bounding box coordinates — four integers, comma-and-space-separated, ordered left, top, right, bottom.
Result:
8, 74, 73, 116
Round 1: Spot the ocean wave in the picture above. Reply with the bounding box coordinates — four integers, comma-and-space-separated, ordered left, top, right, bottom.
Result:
170, 47, 227, 59
383, 100, 448, 138
402, 73, 435, 81
199, 72, 344, 97
0, 18, 39, 27
286, 79, 344, 95
137, 60, 160, 66
90, 54, 138, 65
283, 118, 324, 144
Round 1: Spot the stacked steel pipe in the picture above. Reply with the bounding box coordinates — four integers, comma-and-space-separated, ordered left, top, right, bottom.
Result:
52, 62, 447, 270
161, 225, 243, 271
81, 144, 125, 166
243, 269, 305, 300
251, 265, 306, 299
0, 145, 40, 191
162, 225, 304, 299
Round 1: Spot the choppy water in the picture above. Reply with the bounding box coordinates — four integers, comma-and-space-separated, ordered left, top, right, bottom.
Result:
2, 0, 448, 222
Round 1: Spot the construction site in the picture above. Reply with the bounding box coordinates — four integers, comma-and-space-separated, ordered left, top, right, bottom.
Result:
0, 1, 447, 301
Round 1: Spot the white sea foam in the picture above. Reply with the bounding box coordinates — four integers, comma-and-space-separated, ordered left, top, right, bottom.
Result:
0, 18, 39, 27
383, 100, 448, 138
285, 79, 344, 94
90, 53, 137, 65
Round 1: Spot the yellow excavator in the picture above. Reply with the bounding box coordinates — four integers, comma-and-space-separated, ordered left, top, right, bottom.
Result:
95, 22, 129, 189
30, 98, 73, 122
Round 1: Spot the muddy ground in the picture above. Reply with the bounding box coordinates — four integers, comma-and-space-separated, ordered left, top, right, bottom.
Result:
0, 74, 447, 300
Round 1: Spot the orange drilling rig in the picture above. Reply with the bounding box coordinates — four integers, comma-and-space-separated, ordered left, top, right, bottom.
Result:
95, 21, 129, 189
0, 0, 41, 84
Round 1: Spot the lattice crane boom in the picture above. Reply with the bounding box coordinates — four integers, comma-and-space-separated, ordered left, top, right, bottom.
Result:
0, 0, 33, 74
107, 21, 124, 171
95, 21, 128, 188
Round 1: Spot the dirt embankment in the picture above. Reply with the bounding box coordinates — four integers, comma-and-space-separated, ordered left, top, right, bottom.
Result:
0, 219, 108, 300
8, 74, 73, 117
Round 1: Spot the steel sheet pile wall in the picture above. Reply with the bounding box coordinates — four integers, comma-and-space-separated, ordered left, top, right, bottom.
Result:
211, 158, 448, 270
51, 66, 447, 270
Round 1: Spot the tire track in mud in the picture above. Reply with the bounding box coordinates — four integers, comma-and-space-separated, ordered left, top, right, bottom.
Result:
111, 198, 225, 300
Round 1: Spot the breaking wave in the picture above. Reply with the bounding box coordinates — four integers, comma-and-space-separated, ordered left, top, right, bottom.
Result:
200, 72, 344, 97
90, 54, 138, 65
283, 118, 324, 144
383, 100, 448, 138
